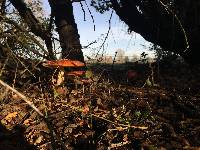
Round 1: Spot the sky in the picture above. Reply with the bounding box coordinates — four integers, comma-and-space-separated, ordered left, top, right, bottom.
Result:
42, 0, 153, 58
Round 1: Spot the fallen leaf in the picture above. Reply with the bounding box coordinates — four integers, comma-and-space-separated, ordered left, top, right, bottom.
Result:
79, 120, 84, 126
34, 135, 43, 145
23, 119, 33, 127
82, 105, 90, 115
123, 134, 128, 142
12, 94, 20, 100
3, 112, 18, 123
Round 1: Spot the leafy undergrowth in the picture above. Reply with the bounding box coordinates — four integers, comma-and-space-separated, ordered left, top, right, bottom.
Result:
0, 62, 200, 150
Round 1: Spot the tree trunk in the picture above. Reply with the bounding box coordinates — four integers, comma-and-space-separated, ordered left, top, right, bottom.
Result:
48, 0, 84, 63
111, 0, 200, 64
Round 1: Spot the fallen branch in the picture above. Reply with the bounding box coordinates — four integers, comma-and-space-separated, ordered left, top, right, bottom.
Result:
0, 79, 44, 117
0, 80, 59, 150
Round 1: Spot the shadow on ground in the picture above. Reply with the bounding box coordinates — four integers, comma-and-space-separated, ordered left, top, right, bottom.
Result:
0, 122, 36, 150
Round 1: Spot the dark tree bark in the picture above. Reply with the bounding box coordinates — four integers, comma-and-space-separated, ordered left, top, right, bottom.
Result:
48, 0, 85, 63
110, 0, 200, 64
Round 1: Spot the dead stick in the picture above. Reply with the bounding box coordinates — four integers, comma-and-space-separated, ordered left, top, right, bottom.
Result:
0, 79, 44, 117
0, 80, 58, 149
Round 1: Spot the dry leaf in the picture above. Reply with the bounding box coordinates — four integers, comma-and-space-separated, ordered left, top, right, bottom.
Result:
23, 118, 33, 126
79, 120, 85, 126
12, 94, 20, 100
3, 112, 18, 122
82, 105, 90, 115
123, 134, 128, 142
116, 126, 124, 131
57, 71, 65, 85
56, 87, 68, 96
34, 135, 43, 145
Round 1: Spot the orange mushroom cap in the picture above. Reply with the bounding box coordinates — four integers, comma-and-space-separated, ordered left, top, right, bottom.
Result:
42, 59, 85, 68
42, 59, 87, 77
65, 70, 86, 76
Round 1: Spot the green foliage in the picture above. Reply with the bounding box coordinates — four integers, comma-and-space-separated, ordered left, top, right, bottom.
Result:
124, 56, 129, 63
85, 70, 93, 79
149, 44, 178, 62
0, 0, 47, 59
90, 0, 112, 13
140, 52, 148, 63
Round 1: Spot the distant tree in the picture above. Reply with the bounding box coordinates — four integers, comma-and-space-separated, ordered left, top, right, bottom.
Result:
116, 49, 125, 63
104, 56, 113, 63
124, 56, 129, 63
131, 54, 139, 62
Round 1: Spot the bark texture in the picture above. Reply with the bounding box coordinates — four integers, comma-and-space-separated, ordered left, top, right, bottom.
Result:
48, 0, 84, 63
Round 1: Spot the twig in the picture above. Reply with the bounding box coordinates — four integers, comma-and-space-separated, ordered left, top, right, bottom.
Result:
159, 0, 189, 52
12, 61, 18, 88
80, 1, 86, 21
59, 101, 148, 130
107, 127, 129, 132
82, 40, 97, 49
92, 114, 148, 130
48, 10, 54, 33
0, 57, 8, 76
84, 0, 95, 31
111, 51, 117, 70
0, 15, 49, 56
0, 79, 44, 117
5, 41, 36, 78
95, 10, 113, 57
109, 141, 130, 149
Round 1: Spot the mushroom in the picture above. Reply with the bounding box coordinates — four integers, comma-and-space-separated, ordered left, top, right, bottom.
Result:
126, 69, 139, 83
43, 59, 85, 68
42, 59, 86, 76
42, 59, 92, 85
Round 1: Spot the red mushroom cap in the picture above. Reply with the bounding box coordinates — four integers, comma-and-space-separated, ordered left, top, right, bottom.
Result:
42, 59, 85, 68
127, 70, 138, 80
42, 59, 87, 77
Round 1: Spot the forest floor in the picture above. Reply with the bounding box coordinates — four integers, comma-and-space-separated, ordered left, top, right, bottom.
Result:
0, 60, 200, 150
